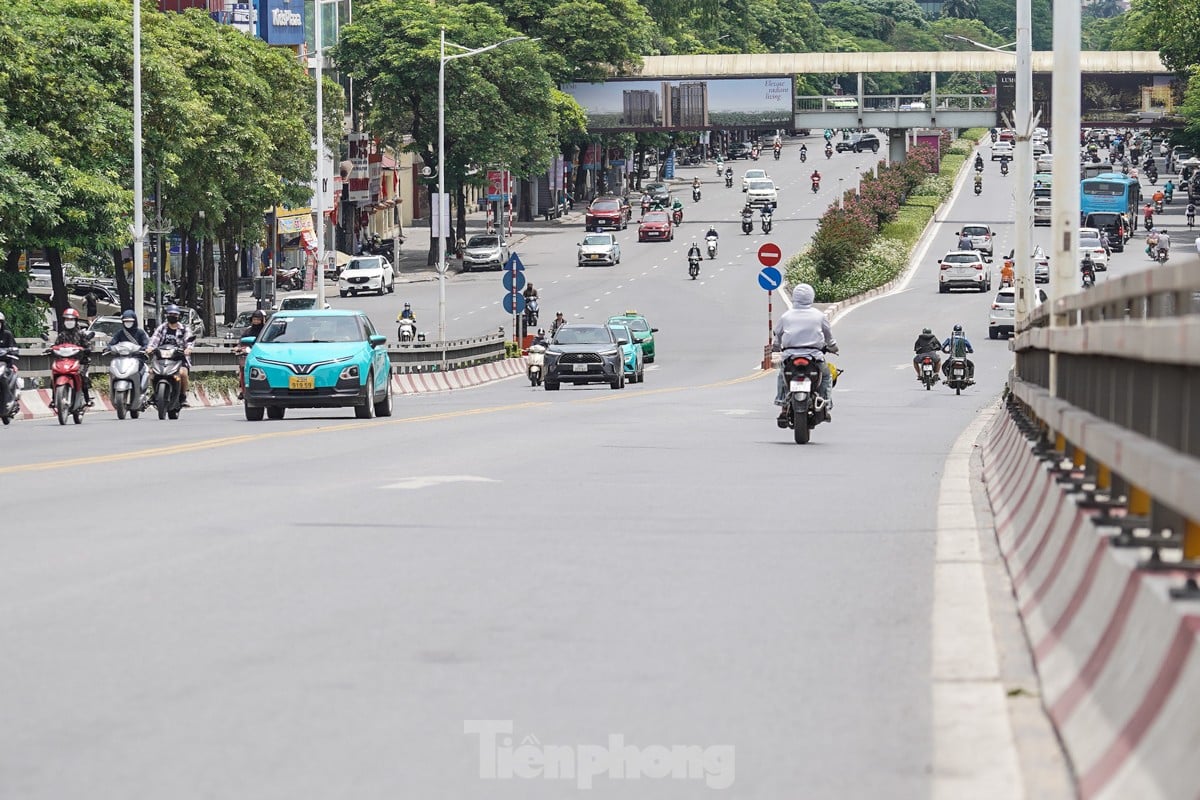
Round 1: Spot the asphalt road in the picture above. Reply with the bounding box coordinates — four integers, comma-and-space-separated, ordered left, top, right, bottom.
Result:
0, 137, 1183, 799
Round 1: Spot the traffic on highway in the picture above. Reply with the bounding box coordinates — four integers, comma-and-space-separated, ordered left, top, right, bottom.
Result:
1, 127, 1191, 797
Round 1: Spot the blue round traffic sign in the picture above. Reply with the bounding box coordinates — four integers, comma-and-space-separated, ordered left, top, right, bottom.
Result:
503, 270, 526, 293
502, 292, 527, 315
758, 266, 783, 292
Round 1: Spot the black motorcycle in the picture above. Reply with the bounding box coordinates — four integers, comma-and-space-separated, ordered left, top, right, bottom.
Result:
800, 150, 807, 163
724, 174, 733, 188
779, 354, 833, 444
0, 347, 19, 425
149, 341, 190, 420
688, 255, 700, 280
945, 357, 971, 396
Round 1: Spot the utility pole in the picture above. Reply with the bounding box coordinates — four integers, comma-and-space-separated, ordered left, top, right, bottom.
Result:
1012, 0, 1036, 333
1049, 0, 1081, 398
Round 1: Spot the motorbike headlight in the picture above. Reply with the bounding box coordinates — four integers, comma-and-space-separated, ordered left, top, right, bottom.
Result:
339, 365, 360, 380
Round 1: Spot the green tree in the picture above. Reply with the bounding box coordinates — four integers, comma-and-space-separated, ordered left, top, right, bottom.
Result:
338, 0, 559, 262
820, 1, 887, 39
1085, 0, 1126, 18
976, 0, 1052, 49
1127, 0, 1200, 70
941, 0, 979, 20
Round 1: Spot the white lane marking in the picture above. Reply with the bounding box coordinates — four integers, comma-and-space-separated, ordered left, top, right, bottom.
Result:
383, 475, 500, 490
931, 404, 1022, 800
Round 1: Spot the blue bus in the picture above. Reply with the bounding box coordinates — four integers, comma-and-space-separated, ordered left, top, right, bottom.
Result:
1080, 173, 1141, 220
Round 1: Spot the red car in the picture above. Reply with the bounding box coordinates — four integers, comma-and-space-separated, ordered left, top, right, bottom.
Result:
585, 195, 631, 230
637, 210, 674, 242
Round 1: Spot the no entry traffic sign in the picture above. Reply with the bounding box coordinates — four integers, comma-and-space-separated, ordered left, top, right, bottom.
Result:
757, 242, 782, 267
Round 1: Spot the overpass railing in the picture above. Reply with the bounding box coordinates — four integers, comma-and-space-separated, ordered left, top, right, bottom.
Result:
1009, 262, 1200, 594
12, 332, 508, 381
795, 94, 996, 113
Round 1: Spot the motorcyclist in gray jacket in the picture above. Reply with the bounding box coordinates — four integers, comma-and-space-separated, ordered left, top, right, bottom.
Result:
773, 283, 837, 422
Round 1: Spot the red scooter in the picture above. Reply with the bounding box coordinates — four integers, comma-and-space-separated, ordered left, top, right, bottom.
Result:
49, 342, 88, 425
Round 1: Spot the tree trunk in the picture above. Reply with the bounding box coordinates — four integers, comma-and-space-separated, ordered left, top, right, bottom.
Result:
573, 148, 588, 202
183, 233, 200, 308
518, 179, 533, 222
201, 238, 215, 337
48, 248, 68, 319
112, 249, 131, 311
222, 232, 238, 324
4, 249, 20, 276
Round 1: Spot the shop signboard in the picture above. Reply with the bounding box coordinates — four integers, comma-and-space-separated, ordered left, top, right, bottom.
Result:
257, 0, 304, 47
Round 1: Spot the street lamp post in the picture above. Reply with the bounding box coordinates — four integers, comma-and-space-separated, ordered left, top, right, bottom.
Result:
131, 0, 145, 322
437, 30, 531, 346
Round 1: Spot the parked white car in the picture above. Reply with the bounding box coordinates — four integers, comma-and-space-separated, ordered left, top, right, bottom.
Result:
938, 250, 991, 293
338, 255, 395, 297
989, 286, 1048, 339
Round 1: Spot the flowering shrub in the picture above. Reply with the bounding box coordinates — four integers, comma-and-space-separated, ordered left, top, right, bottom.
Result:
785, 136, 974, 302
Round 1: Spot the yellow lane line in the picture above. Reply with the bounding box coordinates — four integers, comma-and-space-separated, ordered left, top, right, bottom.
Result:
1, 370, 771, 474
0, 402, 549, 475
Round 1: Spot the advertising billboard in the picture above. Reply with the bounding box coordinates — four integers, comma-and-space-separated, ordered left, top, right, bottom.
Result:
996, 72, 1185, 126
258, 0, 305, 47
562, 77, 794, 131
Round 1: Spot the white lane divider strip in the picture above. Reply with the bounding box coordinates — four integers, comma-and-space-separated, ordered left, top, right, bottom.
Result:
931, 404, 1023, 800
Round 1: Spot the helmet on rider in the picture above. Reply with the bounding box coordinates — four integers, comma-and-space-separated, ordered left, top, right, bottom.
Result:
953, 324, 963, 333
250, 309, 265, 323
922, 327, 932, 335
165, 304, 182, 324
62, 308, 80, 329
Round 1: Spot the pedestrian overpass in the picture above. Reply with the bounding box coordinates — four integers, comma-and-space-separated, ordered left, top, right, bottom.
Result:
634, 51, 1172, 162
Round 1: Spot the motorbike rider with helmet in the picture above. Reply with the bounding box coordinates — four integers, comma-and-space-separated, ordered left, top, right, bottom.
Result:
686, 241, 703, 266
0, 312, 16, 350
109, 309, 150, 349
913, 327, 942, 380
773, 283, 837, 424
1080, 252, 1097, 286
550, 311, 567, 337
941, 324, 975, 383
145, 304, 194, 403
397, 302, 416, 323
810, 169, 822, 189
974, 153, 984, 171
234, 308, 268, 398
53, 308, 95, 405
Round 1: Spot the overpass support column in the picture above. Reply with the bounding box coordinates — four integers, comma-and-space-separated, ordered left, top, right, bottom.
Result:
888, 134, 906, 165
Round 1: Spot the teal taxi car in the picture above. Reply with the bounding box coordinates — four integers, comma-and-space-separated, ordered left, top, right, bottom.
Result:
242, 309, 392, 421
607, 311, 657, 363
607, 322, 645, 383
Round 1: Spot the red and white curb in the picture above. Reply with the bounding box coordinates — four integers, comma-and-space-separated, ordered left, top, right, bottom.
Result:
983, 411, 1200, 800
13, 358, 527, 421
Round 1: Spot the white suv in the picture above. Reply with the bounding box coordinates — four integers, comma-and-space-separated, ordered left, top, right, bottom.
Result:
938, 250, 991, 293
989, 286, 1048, 339
956, 224, 995, 258
745, 178, 778, 207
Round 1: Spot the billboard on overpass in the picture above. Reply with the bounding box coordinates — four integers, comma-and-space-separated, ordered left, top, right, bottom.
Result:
996, 72, 1185, 125
561, 77, 794, 131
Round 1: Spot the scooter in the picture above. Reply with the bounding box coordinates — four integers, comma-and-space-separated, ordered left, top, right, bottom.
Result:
527, 343, 545, 387
715, 162, 724, 178
692, 187, 701, 202
761, 210, 773, 234
741, 213, 754, 235
974, 180, 983, 196
277, 267, 301, 291
1081, 268, 1096, 289
672, 208, 683, 225
773, 147, 781, 160
800, 149, 807, 163
724, 173, 733, 188
811, 179, 820, 193
688, 255, 701, 280
706, 236, 718, 259
107, 341, 148, 420
918, 355, 938, 391
397, 318, 416, 342
1000, 159, 1009, 176
779, 354, 834, 444
944, 357, 971, 396
1154, 198, 1164, 213
49, 342, 88, 426
824, 147, 833, 159
524, 299, 539, 329
1155, 247, 1169, 264
149, 341, 189, 420
0, 347, 19, 425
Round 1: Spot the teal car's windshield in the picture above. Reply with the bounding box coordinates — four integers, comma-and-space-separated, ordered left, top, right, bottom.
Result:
261, 316, 363, 344
614, 317, 649, 332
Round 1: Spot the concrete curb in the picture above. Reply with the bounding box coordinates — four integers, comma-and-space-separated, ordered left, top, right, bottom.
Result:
982, 409, 1200, 800
13, 358, 526, 421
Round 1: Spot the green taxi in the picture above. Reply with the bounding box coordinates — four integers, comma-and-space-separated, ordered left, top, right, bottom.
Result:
607, 311, 657, 363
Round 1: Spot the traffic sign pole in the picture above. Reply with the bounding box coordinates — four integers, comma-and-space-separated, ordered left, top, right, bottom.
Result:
756, 257, 784, 371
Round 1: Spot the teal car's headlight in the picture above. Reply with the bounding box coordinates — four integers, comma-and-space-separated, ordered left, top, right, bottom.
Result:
339, 365, 360, 380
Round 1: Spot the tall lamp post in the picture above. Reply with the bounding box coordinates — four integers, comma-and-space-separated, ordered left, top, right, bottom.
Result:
437, 30, 531, 345
131, 0, 145, 322
945, 16, 1035, 334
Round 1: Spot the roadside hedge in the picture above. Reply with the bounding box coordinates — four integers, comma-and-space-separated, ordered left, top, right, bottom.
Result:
784, 133, 976, 302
